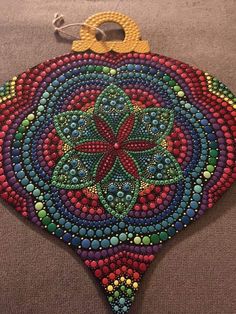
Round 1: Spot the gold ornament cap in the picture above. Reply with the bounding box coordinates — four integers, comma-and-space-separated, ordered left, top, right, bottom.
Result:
72, 11, 150, 53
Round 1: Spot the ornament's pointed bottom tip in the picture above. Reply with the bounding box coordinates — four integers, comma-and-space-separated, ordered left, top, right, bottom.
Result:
106, 285, 138, 314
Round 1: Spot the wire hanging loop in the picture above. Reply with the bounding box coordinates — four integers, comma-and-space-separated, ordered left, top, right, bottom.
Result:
71, 11, 150, 54
52, 13, 107, 41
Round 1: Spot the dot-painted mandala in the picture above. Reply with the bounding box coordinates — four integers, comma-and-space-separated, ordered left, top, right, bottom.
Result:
0, 39, 236, 314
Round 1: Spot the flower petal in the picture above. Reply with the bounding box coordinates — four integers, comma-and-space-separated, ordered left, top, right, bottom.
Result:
76, 141, 111, 153
52, 150, 99, 189
122, 140, 156, 151
54, 110, 101, 147
117, 113, 135, 142
131, 147, 183, 185
95, 152, 116, 182
96, 159, 140, 219
128, 108, 174, 144
94, 84, 134, 134
118, 150, 139, 179
94, 115, 115, 143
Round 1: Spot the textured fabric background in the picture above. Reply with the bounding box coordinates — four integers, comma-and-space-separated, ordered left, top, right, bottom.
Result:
0, 1, 236, 313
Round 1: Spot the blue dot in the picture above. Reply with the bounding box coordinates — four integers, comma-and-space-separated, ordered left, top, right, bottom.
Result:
81, 239, 90, 249
187, 208, 195, 217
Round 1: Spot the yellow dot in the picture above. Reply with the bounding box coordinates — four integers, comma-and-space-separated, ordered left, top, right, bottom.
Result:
133, 282, 138, 289
126, 279, 131, 285
114, 280, 119, 286
107, 285, 113, 292
35, 202, 43, 210
27, 114, 35, 121
110, 69, 117, 75
120, 277, 125, 282
203, 171, 211, 179
134, 236, 141, 244
177, 91, 185, 97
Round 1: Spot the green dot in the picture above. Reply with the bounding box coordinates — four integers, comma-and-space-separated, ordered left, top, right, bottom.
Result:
114, 291, 119, 298
209, 157, 217, 165
134, 236, 141, 245
142, 236, 150, 245
95, 66, 102, 72
18, 126, 25, 133
42, 216, 51, 225
127, 289, 132, 296
35, 202, 43, 210
169, 80, 176, 87
15, 133, 23, 140
207, 165, 214, 172
87, 65, 94, 72
160, 232, 168, 241
174, 85, 181, 92
38, 209, 46, 218
210, 149, 218, 157
150, 234, 160, 244
47, 223, 57, 233
103, 66, 110, 74
22, 119, 30, 126
120, 285, 125, 291
163, 75, 171, 82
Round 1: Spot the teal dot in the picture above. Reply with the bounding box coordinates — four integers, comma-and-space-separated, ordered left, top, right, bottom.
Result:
26, 184, 34, 192
119, 233, 127, 241
110, 236, 119, 246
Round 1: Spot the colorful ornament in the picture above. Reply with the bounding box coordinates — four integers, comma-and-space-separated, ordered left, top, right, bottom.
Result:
0, 12, 235, 314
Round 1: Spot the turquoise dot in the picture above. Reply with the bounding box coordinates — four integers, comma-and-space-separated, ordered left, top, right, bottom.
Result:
91, 240, 100, 249
119, 233, 127, 241
26, 184, 34, 192
110, 236, 119, 246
